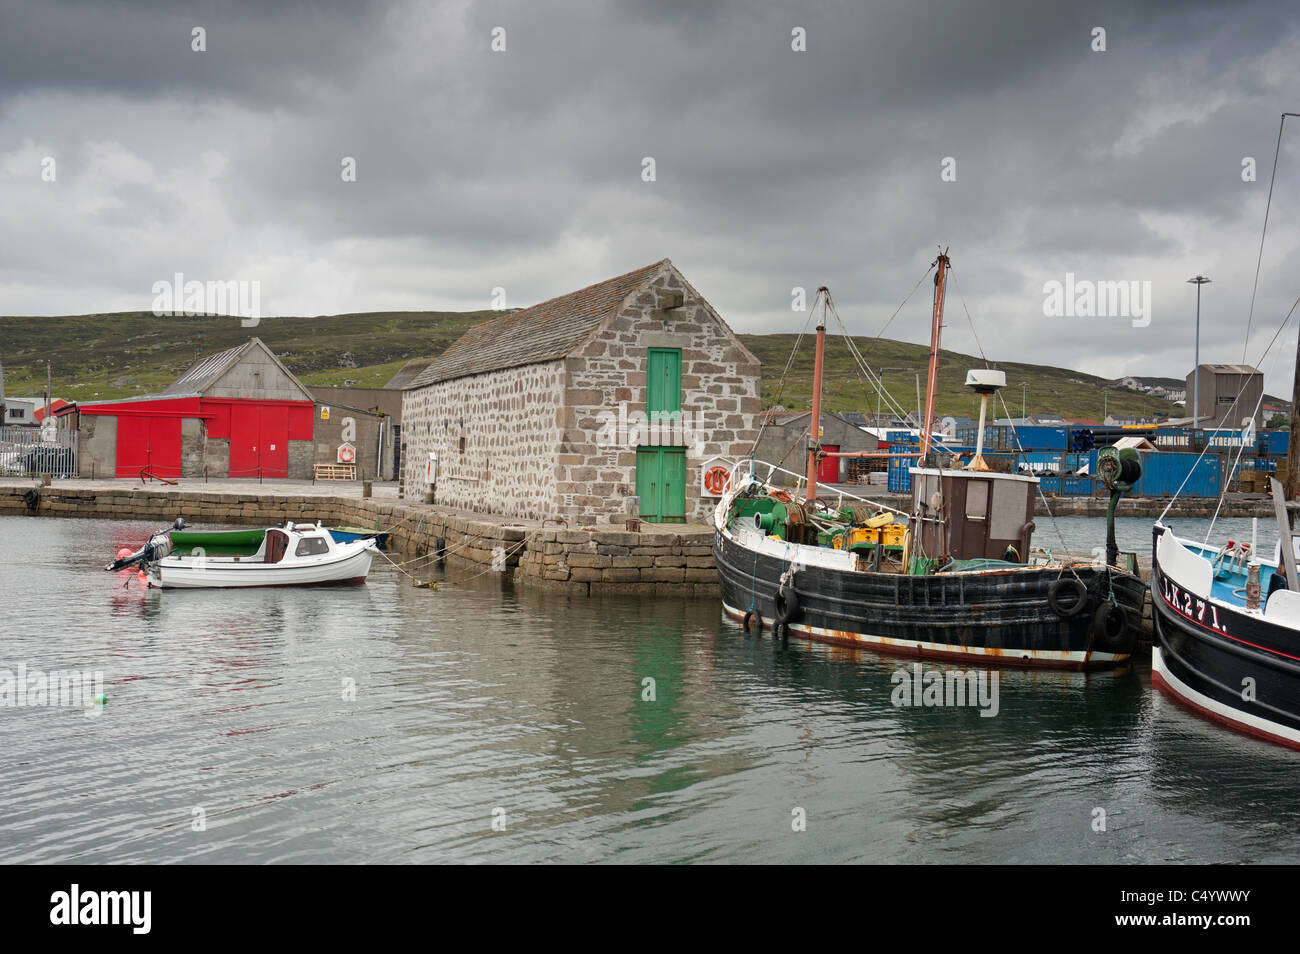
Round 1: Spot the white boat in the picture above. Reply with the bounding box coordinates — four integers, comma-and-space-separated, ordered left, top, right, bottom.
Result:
141, 522, 378, 589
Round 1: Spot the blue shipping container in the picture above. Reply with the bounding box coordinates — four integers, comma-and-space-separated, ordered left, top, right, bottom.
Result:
1132, 451, 1222, 498
1005, 426, 1068, 451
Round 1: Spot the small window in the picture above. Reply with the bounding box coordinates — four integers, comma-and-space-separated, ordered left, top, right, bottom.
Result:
295, 536, 330, 556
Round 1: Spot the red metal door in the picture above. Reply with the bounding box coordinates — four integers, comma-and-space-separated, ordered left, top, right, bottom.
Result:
260, 405, 289, 478
229, 405, 260, 478
818, 445, 840, 484
116, 416, 181, 478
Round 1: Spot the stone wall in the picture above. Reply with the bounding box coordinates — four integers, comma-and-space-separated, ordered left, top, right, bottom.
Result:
77, 414, 115, 478
181, 418, 205, 477
313, 406, 387, 479
561, 266, 761, 523
401, 360, 567, 520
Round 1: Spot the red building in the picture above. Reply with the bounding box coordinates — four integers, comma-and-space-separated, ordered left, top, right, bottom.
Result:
72, 338, 316, 479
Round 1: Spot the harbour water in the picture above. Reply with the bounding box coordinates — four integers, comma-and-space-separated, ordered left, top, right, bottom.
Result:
1, 515, 1296, 864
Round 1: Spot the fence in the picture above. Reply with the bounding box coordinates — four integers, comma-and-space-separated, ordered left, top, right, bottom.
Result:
0, 426, 77, 478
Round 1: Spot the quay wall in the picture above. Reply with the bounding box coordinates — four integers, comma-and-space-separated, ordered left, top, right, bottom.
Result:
0, 483, 1270, 600
0, 485, 718, 596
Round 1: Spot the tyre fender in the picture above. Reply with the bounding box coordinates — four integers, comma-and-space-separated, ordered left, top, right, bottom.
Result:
1047, 577, 1088, 618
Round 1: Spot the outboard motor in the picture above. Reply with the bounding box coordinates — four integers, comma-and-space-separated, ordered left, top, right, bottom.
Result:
105, 518, 184, 572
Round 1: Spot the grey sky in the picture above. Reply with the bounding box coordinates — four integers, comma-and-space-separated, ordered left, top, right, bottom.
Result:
2, 0, 1299, 393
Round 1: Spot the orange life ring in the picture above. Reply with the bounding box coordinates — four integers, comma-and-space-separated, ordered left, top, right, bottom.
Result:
339, 445, 356, 464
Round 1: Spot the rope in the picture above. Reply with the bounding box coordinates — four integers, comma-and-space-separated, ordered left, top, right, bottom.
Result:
748, 301, 818, 454
377, 536, 528, 587
1242, 113, 1299, 361
872, 262, 936, 341
946, 267, 991, 370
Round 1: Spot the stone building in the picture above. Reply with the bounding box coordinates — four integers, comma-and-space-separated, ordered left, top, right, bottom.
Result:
401, 259, 761, 523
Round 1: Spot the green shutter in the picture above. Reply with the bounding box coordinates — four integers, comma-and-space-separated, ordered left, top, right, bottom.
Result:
646, 348, 682, 420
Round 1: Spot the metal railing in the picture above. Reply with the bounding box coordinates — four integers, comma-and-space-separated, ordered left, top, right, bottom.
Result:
728, 458, 912, 517
0, 427, 77, 478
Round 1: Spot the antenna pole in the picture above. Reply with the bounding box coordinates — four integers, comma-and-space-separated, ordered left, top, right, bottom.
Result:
805, 288, 828, 503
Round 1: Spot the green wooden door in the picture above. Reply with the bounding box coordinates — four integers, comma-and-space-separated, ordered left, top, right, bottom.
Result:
646, 348, 682, 422
636, 447, 687, 523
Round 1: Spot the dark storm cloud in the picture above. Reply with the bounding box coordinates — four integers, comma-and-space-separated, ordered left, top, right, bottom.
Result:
2, 0, 1300, 390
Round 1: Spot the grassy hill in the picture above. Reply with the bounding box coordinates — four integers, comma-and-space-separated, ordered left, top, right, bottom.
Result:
739, 333, 1179, 423
0, 311, 1177, 423
0, 311, 500, 400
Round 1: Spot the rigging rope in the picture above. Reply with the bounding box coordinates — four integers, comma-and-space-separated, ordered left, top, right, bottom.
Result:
1242, 113, 1299, 362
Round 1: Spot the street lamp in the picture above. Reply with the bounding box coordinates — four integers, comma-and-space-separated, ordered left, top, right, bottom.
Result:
1020, 381, 1028, 422
1188, 275, 1212, 427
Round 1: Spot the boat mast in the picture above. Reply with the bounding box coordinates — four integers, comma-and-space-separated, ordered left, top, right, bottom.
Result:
805, 287, 829, 503
1286, 328, 1300, 526
920, 251, 950, 458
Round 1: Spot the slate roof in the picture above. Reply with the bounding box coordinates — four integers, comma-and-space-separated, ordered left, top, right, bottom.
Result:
384, 357, 436, 389
408, 260, 668, 388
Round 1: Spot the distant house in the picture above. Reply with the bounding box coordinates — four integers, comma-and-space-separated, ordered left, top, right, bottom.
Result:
4, 397, 45, 426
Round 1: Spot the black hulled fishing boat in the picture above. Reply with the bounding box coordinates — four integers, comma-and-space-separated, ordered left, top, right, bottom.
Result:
1149, 113, 1300, 749
714, 253, 1147, 669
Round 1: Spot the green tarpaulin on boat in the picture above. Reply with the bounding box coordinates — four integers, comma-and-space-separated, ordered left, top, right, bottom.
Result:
170, 529, 265, 555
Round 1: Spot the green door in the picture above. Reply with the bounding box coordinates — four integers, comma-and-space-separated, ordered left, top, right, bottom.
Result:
646, 348, 682, 422
636, 447, 687, 523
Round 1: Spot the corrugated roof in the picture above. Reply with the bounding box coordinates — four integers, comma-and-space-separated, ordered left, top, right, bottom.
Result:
163, 342, 249, 394
408, 260, 668, 387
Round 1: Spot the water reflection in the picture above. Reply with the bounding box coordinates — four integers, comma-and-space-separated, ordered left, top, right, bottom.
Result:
0, 516, 1295, 864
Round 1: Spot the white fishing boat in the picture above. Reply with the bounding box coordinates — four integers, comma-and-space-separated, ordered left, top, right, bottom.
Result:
108, 521, 378, 589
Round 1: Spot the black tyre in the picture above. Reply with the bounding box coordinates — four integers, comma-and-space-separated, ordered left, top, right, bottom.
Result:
1047, 577, 1088, 617
1093, 600, 1134, 654
774, 580, 801, 626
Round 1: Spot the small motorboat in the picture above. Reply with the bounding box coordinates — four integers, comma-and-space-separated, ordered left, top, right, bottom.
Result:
107, 521, 378, 589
